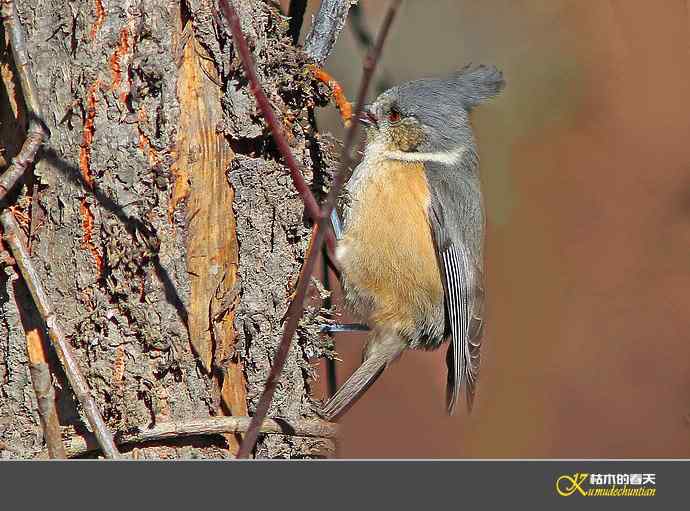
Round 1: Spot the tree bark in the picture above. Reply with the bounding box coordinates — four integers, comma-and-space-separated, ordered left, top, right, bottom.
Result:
0, 0, 334, 459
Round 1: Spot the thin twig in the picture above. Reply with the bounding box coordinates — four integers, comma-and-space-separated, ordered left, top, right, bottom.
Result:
218, 0, 337, 252
26, 328, 67, 459
0, 0, 49, 202
348, 2, 393, 93
231, 0, 402, 459
1, 212, 121, 459
348, 3, 373, 48
303, 0, 355, 65
58, 416, 337, 458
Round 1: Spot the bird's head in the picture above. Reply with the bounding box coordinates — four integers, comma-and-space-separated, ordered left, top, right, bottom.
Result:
360, 65, 505, 160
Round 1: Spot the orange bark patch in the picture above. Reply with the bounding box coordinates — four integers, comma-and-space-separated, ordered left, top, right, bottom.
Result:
79, 198, 103, 274
79, 81, 99, 190
137, 107, 161, 166
109, 27, 130, 104
26, 329, 47, 365
90, 0, 106, 40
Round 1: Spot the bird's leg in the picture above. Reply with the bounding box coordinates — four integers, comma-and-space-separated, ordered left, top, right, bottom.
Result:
320, 210, 343, 280
321, 323, 370, 334
330, 208, 343, 240
309, 65, 353, 128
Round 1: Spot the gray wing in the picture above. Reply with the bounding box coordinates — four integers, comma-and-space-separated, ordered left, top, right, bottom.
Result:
426, 161, 485, 414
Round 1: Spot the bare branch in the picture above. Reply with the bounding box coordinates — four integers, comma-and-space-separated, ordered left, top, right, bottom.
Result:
348, 2, 393, 93
1, 212, 122, 459
0, 0, 49, 201
58, 416, 337, 458
304, 0, 355, 65
234, 0, 402, 459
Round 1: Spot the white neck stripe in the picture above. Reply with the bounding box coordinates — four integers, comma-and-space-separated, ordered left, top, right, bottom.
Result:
383, 146, 466, 165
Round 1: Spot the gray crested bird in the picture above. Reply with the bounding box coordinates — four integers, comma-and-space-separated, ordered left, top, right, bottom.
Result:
320, 64, 505, 420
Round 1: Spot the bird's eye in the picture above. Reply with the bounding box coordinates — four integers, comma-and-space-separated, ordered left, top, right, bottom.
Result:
388, 107, 401, 123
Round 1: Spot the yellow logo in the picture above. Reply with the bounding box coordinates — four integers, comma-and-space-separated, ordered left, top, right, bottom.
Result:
556, 473, 589, 497
555, 472, 657, 497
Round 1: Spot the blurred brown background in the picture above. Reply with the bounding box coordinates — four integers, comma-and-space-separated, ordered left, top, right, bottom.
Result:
286, 0, 690, 458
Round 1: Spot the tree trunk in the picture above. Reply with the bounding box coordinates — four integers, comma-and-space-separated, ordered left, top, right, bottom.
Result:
0, 0, 334, 459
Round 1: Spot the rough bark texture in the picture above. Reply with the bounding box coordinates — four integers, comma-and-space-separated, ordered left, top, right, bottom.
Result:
0, 0, 335, 459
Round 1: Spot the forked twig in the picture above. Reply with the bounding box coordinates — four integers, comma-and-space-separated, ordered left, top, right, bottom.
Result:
59, 416, 338, 458
218, 0, 402, 458
1, 212, 121, 459
0, 0, 49, 202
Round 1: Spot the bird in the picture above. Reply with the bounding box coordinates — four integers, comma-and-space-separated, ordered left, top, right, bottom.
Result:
320, 64, 505, 420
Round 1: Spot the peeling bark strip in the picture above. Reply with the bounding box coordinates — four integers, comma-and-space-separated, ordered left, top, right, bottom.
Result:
175, 17, 233, 373
77, 79, 101, 274
174, 4, 247, 453
79, 198, 103, 274
78, 80, 98, 188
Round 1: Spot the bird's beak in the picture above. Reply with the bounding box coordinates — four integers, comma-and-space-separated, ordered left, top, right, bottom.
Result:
358, 105, 378, 129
